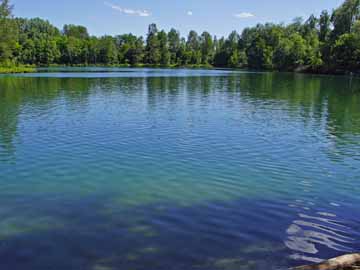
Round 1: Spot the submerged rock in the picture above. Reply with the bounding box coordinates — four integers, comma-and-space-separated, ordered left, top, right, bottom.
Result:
291, 253, 360, 270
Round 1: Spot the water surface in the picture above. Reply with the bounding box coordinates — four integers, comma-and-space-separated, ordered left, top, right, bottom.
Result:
0, 69, 359, 270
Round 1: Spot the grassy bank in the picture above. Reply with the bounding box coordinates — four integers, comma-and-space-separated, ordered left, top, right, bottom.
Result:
0, 66, 36, 74
0, 64, 215, 74
43, 63, 214, 69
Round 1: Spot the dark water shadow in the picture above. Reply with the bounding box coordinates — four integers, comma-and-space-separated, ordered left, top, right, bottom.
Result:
0, 193, 359, 270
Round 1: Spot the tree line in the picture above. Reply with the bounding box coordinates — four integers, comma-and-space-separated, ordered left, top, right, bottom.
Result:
0, 0, 359, 73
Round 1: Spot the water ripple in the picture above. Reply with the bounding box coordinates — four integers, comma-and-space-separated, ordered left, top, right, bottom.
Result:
0, 71, 359, 269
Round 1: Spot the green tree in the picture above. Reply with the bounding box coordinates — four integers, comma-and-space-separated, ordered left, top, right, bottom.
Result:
63, 24, 89, 39
318, 10, 332, 65
305, 31, 322, 68
186, 30, 201, 64
15, 18, 61, 64
116, 34, 144, 65
246, 36, 273, 69
1, 0, 359, 74
228, 50, 240, 68
0, 0, 17, 64
353, 20, 360, 36
58, 36, 82, 64
331, 0, 360, 38
319, 10, 331, 42
273, 33, 308, 70
332, 33, 360, 71
129, 37, 144, 65
168, 28, 181, 65
145, 23, 160, 64
158, 30, 170, 65
84, 37, 99, 64
98, 36, 118, 64
200, 31, 213, 65
177, 38, 191, 65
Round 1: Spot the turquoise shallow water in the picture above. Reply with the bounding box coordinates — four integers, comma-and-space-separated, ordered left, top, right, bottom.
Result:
0, 69, 359, 270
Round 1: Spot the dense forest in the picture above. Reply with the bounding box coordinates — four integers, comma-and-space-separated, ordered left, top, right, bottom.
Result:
0, 0, 359, 73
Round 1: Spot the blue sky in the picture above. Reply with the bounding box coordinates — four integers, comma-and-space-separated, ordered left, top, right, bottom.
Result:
12, 0, 343, 38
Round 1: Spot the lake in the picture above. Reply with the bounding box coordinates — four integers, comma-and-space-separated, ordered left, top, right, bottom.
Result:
0, 68, 359, 270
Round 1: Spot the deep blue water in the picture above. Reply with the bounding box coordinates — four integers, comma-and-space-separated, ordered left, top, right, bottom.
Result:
0, 68, 359, 270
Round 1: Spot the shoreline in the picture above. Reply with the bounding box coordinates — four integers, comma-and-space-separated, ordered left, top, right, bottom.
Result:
0, 66, 37, 74
0, 65, 358, 77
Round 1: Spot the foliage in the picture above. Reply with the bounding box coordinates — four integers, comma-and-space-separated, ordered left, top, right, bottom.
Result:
332, 33, 360, 71
0, 0, 17, 64
0, 0, 359, 73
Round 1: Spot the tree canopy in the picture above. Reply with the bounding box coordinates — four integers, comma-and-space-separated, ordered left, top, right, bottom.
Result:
0, 0, 359, 73
0, 0, 17, 64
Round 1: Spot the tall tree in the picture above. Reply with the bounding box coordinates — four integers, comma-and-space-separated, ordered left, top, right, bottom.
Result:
331, 0, 360, 38
0, 0, 17, 63
158, 30, 170, 65
98, 36, 117, 64
186, 30, 201, 64
168, 28, 180, 65
200, 31, 213, 65
145, 23, 160, 64
319, 10, 331, 42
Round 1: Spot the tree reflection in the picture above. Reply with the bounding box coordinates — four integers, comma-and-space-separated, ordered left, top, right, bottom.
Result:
0, 73, 359, 160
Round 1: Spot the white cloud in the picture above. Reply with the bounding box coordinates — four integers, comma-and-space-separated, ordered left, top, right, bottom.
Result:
187, 11, 193, 16
104, 2, 151, 17
234, 12, 255, 19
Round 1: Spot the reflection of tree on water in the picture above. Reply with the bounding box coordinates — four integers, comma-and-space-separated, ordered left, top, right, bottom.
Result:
146, 77, 182, 110
237, 73, 360, 135
0, 78, 25, 158
0, 103, 18, 158
1, 73, 359, 160
0, 77, 94, 159
237, 73, 360, 160
0, 73, 359, 269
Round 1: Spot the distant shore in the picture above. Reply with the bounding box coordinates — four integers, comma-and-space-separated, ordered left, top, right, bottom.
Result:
0, 64, 213, 74
0, 64, 358, 76
0, 66, 36, 74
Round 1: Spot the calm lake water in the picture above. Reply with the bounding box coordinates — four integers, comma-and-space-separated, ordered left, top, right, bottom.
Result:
0, 68, 359, 270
